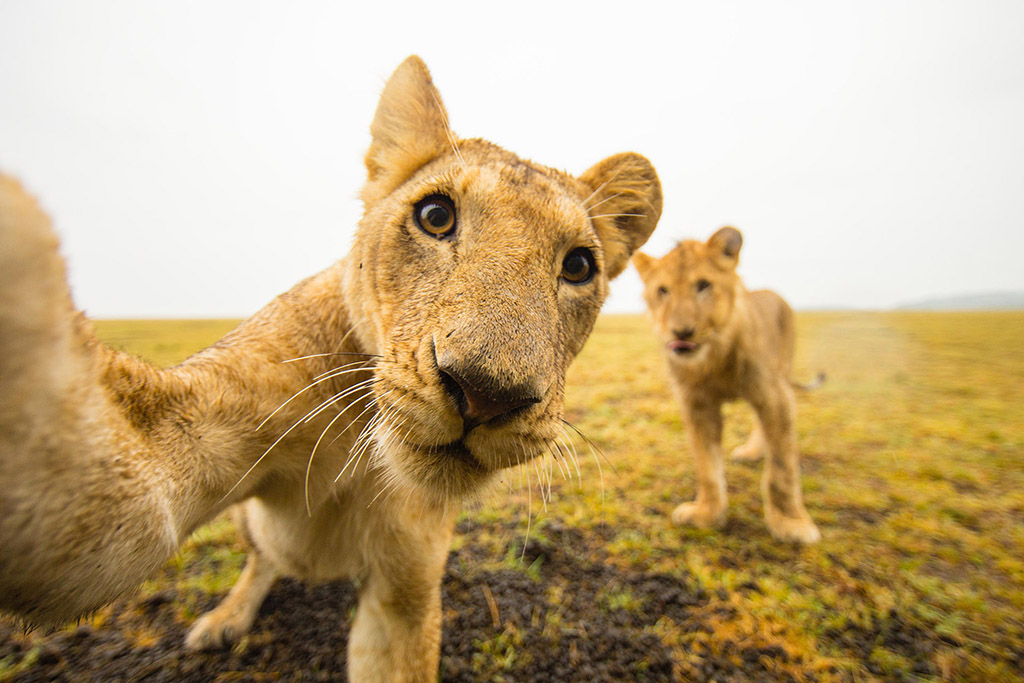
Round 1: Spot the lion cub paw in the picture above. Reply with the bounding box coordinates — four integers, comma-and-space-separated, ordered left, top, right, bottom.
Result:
671, 502, 726, 529
184, 607, 256, 651
730, 444, 764, 462
766, 514, 821, 544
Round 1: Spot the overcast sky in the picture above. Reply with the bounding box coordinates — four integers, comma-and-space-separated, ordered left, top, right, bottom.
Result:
1, 1, 1022, 317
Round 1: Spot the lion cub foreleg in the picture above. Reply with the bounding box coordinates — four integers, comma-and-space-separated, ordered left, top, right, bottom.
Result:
751, 383, 820, 544
347, 517, 453, 683
672, 398, 728, 529
731, 417, 766, 461
185, 509, 279, 651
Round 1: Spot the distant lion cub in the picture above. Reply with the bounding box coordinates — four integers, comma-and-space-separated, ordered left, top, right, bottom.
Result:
633, 227, 821, 543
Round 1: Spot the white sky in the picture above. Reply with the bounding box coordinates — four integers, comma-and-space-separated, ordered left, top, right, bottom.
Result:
1, 1, 1022, 317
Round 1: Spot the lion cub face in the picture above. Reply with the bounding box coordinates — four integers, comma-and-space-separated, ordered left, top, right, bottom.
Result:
343, 57, 662, 502
633, 227, 744, 363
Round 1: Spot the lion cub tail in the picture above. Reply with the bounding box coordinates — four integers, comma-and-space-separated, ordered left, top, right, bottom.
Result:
790, 372, 826, 392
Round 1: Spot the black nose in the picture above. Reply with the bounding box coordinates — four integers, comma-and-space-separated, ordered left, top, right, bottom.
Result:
673, 327, 696, 340
437, 365, 541, 433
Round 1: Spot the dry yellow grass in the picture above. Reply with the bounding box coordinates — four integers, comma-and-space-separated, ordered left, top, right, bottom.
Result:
50, 312, 1022, 679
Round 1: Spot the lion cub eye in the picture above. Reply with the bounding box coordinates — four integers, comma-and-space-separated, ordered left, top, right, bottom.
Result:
696, 279, 712, 293
561, 247, 596, 285
657, 285, 669, 298
414, 195, 457, 238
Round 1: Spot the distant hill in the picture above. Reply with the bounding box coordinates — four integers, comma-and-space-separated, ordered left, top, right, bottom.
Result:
897, 291, 1024, 311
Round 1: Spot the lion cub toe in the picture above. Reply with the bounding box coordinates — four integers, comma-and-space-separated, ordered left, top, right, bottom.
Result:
184, 608, 256, 651
766, 513, 821, 544
671, 502, 726, 529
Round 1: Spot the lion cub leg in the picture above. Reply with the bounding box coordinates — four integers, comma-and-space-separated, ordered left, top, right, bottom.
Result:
347, 513, 452, 683
752, 383, 821, 544
185, 512, 279, 651
672, 399, 728, 529
731, 418, 766, 461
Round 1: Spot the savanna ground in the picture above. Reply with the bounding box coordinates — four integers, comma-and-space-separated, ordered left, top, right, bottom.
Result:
1, 312, 1022, 681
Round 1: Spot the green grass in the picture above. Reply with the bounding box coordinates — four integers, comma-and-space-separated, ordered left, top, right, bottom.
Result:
89, 312, 1024, 680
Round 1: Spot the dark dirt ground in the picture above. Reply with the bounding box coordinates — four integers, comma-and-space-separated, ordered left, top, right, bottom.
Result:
0, 517, 844, 682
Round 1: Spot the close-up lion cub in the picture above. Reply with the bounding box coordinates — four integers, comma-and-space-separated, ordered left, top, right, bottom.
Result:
633, 227, 821, 544
0, 56, 662, 681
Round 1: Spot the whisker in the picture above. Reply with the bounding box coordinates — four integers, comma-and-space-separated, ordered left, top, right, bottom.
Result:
343, 410, 386, 479
588, 212, 646, 220
532, 456, 548, 510
226, 380, 371, 502
311, 359, 374, 382
326, 391, 381, 448
559, 419, 611, 504
364, 406, 408, 479
543, 449, 554, 503
304, 402, 359, 517
282, 351, 379, 363
336, 392, 398, 481
522, 458, 533, 562
561, 418, 616, 473
366, 414, 409, 509
256, 363, 373, 433
583, 191, 622, 213
300, 385, 378, 515
580, 173, 618, 211
557, 430, 583, 482
432, 91, 466, 170
548, 440, 573, 483
372, 415, 415, 509
302, 377, 377, 424
335, 411, 381, 481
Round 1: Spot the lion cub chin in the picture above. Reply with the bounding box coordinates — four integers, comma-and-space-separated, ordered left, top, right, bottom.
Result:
633, 227, 821, 544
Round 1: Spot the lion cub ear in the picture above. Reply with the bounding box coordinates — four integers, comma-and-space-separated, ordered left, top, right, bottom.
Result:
707, 226, 743, 268
632, 252, 656, 282
361, 56, 454, 206
579, 153, 663, 280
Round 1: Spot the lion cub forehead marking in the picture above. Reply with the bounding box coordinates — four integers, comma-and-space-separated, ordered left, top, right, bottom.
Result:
452, 164, 589, 232
659, 241, 708, 273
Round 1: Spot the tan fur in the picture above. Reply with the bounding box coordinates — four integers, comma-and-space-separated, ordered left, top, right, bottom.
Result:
0, 56, 662, 681
633, 227, 820, 544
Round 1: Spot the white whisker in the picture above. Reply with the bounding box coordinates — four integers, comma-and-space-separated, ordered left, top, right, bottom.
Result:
557, 431, 583, 482
532, 456, 548, 510
522, 460, 533, 561
432, 91, 465, 170
304, 403, 358, 517
548, 442, 569, 481
583, 191, 622, 213
311, 359, 374, 382
580, 173, 617, 211
588, 212, 645, 220
256, 363, 372, 433
281, 351, 377, 364
302, 377, 377, 424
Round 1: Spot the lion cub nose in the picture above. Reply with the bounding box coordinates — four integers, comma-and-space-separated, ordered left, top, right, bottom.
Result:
436, 365, 541, 433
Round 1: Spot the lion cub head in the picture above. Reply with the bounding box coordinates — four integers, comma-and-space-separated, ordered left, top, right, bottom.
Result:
633, 227, 744, 363
342, 57, 662, 502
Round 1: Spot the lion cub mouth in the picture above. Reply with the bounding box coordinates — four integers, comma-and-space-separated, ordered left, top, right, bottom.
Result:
667, 339, 700, 355
420, 439, 485, 470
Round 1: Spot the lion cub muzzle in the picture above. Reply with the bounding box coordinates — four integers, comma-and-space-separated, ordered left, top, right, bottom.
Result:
435, 362, 542, 432
433, 320, 549, 434
667, 326, 699, 355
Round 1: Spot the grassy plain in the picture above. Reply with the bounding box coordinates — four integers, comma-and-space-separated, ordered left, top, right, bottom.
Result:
2, 312, 1021, 680
552, 311, 1024, 680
